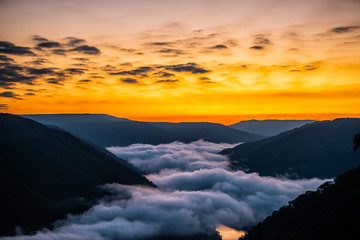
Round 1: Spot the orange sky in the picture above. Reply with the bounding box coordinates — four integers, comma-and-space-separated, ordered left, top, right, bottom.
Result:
1, 0, 360, 124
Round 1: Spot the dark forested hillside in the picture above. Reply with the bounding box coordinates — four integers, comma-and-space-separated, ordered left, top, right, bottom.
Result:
221, 118, 360, 178
240, 136, 360, 240
0, 114, 153, 236
229, 119, 314, 136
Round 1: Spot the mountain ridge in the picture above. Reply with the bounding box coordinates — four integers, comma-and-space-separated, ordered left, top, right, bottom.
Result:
22, 114, 265, 147
229, 119, 315, 136
221, 118, 360, 178
0, 113, 153, 236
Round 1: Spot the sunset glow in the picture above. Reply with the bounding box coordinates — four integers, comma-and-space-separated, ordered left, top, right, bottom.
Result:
1, 0, 360, 123
216, 225, 246, 240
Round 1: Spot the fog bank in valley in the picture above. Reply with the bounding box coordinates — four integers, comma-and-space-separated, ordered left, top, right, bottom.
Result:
4, 141, 327, 240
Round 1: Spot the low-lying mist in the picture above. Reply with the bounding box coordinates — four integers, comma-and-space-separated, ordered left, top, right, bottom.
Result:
6, 140, 328, 240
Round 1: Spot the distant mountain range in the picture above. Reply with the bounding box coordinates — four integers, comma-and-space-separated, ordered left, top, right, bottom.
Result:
229, 120, 314, 136
22, 114, 265, 147
150, 122, 264, 143
0, 114, 153, 236
241, 155, 360, 239
221, 118, 360, 178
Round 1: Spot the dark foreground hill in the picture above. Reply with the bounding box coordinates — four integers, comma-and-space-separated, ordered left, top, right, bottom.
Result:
23, 114, 265, 147
221, 118, 360, 178
241, 154, 360, 239
229, 119, 314, 136
0, 114, 153, 236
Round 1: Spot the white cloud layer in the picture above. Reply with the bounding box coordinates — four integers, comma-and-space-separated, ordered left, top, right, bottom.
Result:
107, 140, 238, 174
4, 141, 328, 240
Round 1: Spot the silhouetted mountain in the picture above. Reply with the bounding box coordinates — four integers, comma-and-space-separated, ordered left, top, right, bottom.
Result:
0, 113, 153, 236
241, 145, 360, 240
221, 118, 360, 178
22, 113, 130, 124
151, 122, 265, 143
229, 120, 314, 136
23, 114, 265, 147
22, 114, 187, 147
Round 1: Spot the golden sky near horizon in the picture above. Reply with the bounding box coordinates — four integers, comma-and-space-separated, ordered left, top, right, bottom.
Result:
0, 0, 360, 124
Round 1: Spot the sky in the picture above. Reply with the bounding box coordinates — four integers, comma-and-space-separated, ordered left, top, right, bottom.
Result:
0, 0, 360, 124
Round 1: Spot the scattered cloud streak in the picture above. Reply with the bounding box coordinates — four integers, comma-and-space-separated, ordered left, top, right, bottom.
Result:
69, 45, 101, 55
0, 41, 35, 56
36, 41, 61, 49
210, 44, 228, 50
110, 67, 153, 77
0, 103, 8, 109
0, 91, 22, 99
163, 62, 211, 74
330, 25, 360, 33
121, 77, 138, 84
155, 79, 179, 83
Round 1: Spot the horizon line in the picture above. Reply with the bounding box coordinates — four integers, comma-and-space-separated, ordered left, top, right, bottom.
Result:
9, 112, 360, 125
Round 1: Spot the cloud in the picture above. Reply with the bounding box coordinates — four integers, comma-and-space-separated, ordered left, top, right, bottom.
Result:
73, 58, 89, 62
303, 65, 318, 71
26, 67, 56, 75
90, 75, 104, 79
254, 35, 271, 45
156, 48, 185, 56
0, 91, 22, 99
0, 55, 14, 62
65, 37, 86, 46
46, 78, 64, 85
198, 77, 215, 83
107, 141, 245, 174
102, 64, 118, 72
32, 35, 48, 42
27, 58, 48, 65
0, 103, 8, 109
78, 79, 92, 83
249, 34, 272, 50
0, 63, 37, 87
249, 45, 264, 50
70, 45, 100, 55
152, 71, 175, 78
109, 63, 210, 78
8, 141, 327, 240
157, 48, 184, 54
210, 45, 228, 50
121, 78, 138, 84
5, 179, 324, 240
0, 81, 15, 88
149, 42, 172, 46
0, 41, 36, 56
65, 68, 86, 75
163, 62, 211, 74
36, 41, 61, 49
330, 25, 360, 33
120, 62, 133, 67
110, 67, 153, 77
156, 79, 179, 83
